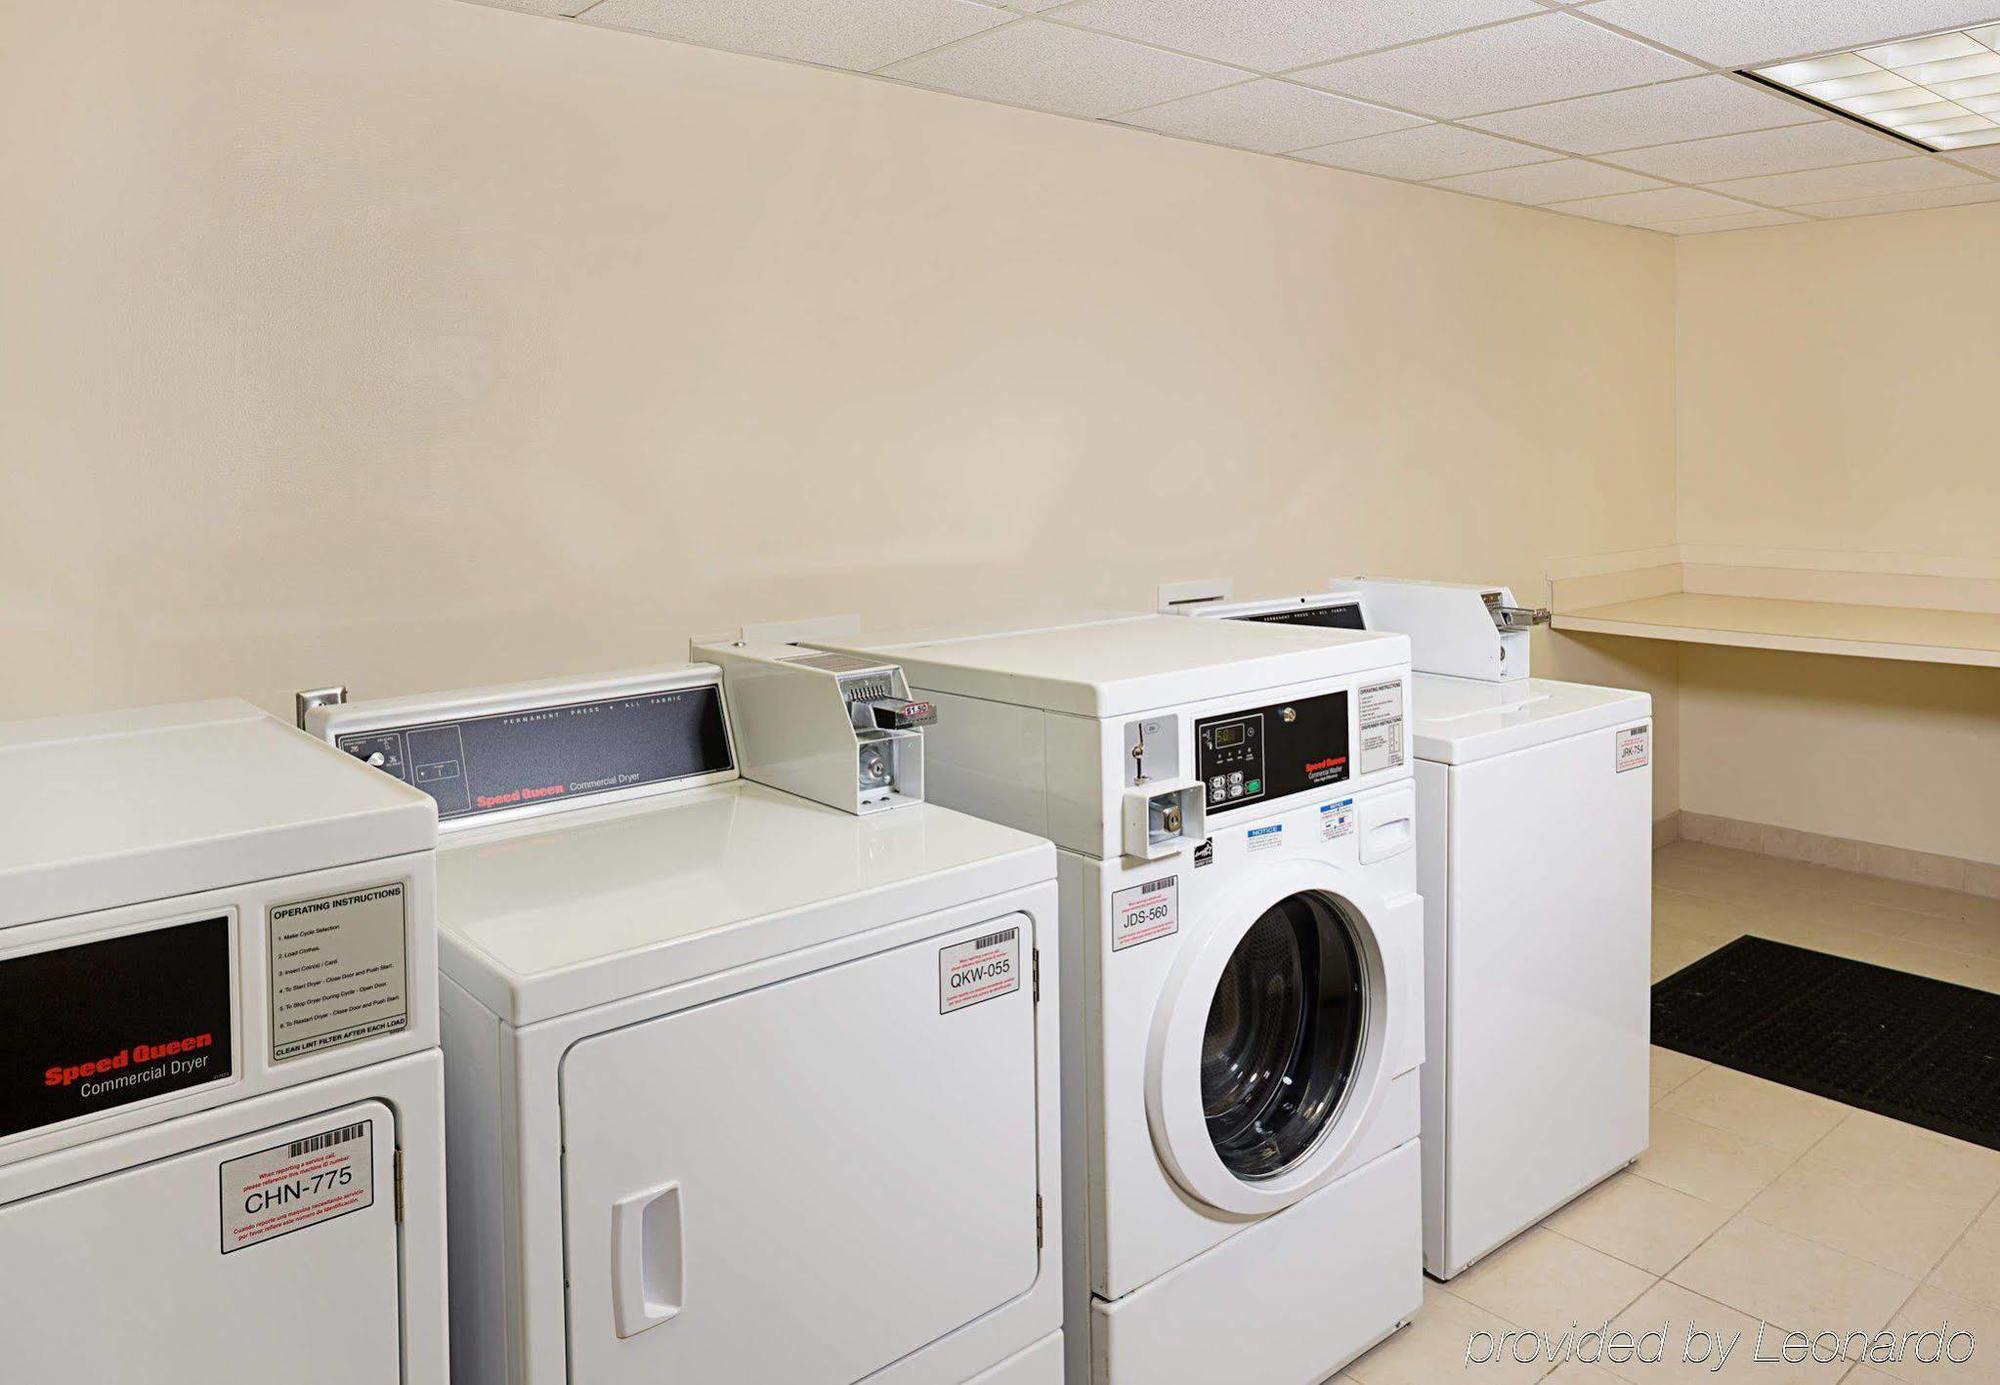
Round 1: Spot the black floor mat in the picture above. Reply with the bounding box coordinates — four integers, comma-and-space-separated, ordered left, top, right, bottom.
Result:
1652, 936, 2000, 1152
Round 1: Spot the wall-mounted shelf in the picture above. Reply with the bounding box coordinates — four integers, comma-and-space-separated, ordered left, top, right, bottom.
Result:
1546, 549, 2000, 670
1554, 592, 2000, 667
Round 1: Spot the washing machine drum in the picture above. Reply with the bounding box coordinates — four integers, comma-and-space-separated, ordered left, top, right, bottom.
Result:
1147, 861, 1397, 1217
1201, 893, 1364, 1179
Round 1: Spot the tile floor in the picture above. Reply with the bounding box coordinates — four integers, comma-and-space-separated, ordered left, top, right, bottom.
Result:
1338, 840, 2000, 1384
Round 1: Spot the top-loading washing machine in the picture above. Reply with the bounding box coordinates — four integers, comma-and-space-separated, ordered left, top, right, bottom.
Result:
783, 614, 1426, 1385
1162, 577, 1653, 1279
0, 699, 448, 1383
308, 649, 1064, 1385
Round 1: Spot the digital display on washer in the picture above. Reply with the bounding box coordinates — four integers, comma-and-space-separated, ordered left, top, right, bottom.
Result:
335, 685, 732, 821
1196, 690, 1350, 813
1238, 602, 1367, 631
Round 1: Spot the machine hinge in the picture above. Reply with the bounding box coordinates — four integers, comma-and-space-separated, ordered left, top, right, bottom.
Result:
294, 685, 348, 731
1035, 1194, 1044, 1248
1032, 949, 1040, 1005
394, 1149, 405, 1224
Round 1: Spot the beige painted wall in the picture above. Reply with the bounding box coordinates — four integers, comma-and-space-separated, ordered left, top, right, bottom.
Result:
1675, 209, 2000, 865
1677, 205, 2000, 564
0, 0, 1680, 815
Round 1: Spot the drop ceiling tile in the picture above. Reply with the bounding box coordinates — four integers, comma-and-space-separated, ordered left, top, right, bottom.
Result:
1467, 75, 1816, 153
1789, 181, 2000, 217
1550, 185, 1765, 224
878, 19, 1241, 117
1601, 120, 1905, 181
1707, 155, 1988, 205
578, 0, 1010, 71
1952, 145, 2000, 173
1296, 123, 1561, 179
994, 0, 1070, 11
1117, 80, 1425, 153
1053, 0, 1540, 74
1433, 157, 1665, 203
1651, 209, 1810, 232
1583, 0, 2000, 68
1294, 12, 1699, 118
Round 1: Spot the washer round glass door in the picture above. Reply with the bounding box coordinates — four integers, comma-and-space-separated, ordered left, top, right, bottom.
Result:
1145, 858, 1396, 1217
1201, 891, 1364, 1180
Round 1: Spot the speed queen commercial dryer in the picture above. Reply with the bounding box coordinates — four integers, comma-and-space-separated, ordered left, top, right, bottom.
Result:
311, 654, 1063, 1385
0, 700, 448, 1383
791, 615, 1425, 1385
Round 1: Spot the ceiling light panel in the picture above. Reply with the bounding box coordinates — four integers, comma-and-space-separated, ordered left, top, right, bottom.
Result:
1748, 23, 2000, 151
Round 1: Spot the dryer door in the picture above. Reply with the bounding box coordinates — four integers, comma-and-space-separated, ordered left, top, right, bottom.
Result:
560, 912, 1043, 1385
0, 1101, 404, 1383
1146, 859, 1401, 1217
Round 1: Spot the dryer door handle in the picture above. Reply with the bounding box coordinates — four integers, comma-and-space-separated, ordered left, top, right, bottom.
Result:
611, 1181, 685, 1338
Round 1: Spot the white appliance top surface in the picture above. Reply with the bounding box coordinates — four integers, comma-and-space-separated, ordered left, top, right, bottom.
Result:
1411, 675, 1650, 764
436, 781, 1052, 1023
0, 700, 437, 929
815, 614, 1409, 717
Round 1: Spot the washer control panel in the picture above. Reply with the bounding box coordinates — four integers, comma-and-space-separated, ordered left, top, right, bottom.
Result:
1196, 713, 1265, 808
1196, 690, 1350, 813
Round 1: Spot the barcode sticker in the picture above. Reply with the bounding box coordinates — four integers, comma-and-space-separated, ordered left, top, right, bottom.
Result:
220, 1119, 375, 1254
289, 1123, 367, 1159
1112, 875, 1179, 952
938, 927, 1021, 1014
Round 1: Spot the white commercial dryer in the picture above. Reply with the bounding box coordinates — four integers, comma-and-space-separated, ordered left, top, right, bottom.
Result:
789, 615, 1426, 1385
0, 700, 448, 1383
309, 651, 1064, 1385
1163, 577, 1653, 1279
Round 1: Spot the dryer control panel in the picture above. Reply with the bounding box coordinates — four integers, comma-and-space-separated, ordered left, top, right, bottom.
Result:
1197, 690, 1350, 813
308, 671, 737, 828
1238, 600, 1367, 631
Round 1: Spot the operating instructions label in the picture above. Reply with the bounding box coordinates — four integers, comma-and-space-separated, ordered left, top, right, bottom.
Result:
268, 884, 409, 1062
1358, 679, 1405, 776
220, 1120, 375, 1253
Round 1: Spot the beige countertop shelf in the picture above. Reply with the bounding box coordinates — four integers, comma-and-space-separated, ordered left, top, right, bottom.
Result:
1553, 591, 2000, 668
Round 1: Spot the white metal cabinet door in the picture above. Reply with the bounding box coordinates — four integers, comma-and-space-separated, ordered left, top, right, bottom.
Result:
0, 1101, 404, 1383
561, 913, 1042, 1385
1441, 722, 1652, 1271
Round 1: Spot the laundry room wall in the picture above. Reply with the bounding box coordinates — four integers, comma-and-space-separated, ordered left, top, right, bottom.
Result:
1674, 209, 2000, 871
0, 0, 1681, 825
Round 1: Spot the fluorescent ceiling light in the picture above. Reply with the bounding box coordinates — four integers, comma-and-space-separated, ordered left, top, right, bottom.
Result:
1746, 23, 2000, 151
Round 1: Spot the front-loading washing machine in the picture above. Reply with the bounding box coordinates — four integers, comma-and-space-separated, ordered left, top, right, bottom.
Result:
790, 615, 1426, 1385
1163, 577, 1654, 1278
0, 699, 448, 1383
309, 653, 1064, 1385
